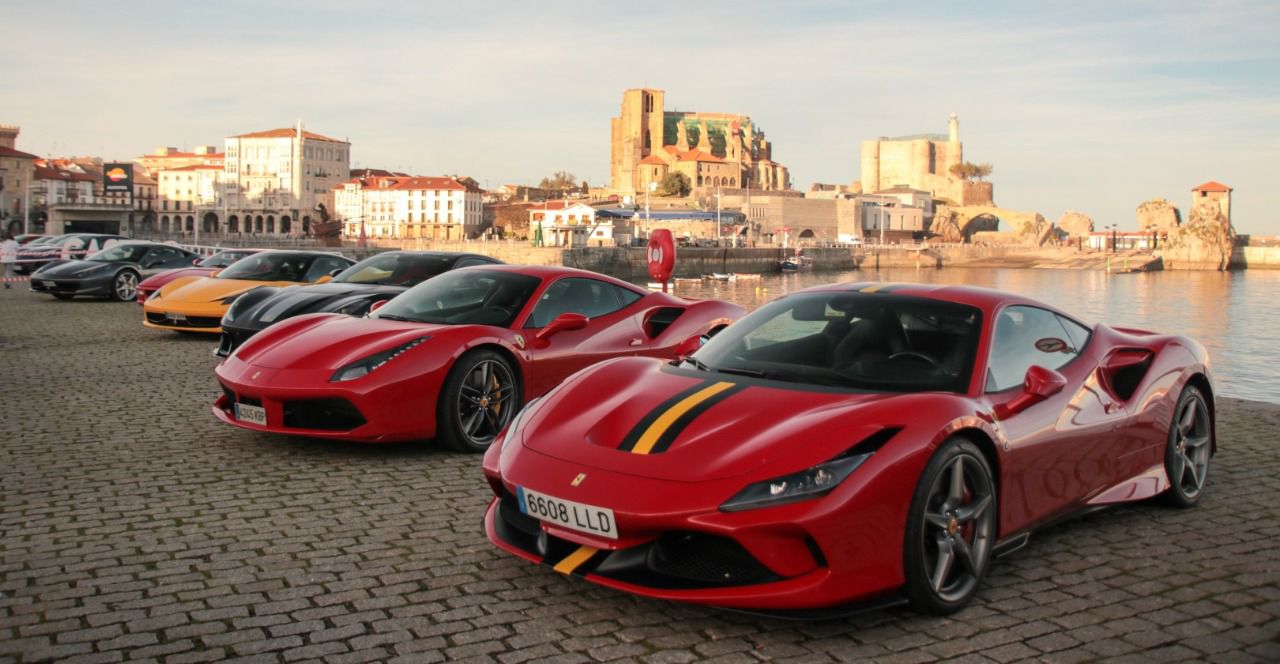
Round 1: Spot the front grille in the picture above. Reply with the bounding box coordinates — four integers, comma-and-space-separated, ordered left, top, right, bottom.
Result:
282, 398, 365, 431
499, 492, 542, 538
216, 327, 255, 357
646, 532, 778, 586
146, 312, 220, 328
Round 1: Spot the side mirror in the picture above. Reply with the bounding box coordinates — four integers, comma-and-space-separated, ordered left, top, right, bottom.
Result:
368, 300, 389, 315
675, 333, 706, 361
995, 365, 1066, 420
329, 267, 346, 277
314, 275, 333, 284
192, 258, 202, 266
532, 312, 588, 347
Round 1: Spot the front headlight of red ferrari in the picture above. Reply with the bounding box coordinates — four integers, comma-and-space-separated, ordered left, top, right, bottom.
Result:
330, 336, 429, 382
720, 453, 873, 512
497, 397, 541, 451
720, 427, 901, 512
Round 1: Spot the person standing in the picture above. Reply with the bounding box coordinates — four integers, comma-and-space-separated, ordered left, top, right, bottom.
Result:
0, 233, 19, 289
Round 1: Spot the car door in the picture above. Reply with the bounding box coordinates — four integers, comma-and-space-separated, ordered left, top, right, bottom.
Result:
983, 305, 1127, 533
519, 277, 646, 396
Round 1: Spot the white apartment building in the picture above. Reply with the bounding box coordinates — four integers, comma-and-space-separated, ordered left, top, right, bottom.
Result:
157, 164, 224, 234
335, 176, 484, 241
222, 124, 350, 235
528, 201, 605, 247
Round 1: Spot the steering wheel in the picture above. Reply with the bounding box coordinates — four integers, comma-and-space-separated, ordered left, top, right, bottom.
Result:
888, 351, 943, 371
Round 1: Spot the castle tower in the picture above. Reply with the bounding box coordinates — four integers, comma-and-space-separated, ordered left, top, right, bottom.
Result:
948, 113, 959, 143
1191, 181, 1233, 227
610, 88, 665, 193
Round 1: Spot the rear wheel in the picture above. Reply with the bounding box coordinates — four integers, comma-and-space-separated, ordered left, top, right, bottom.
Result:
436, 350, 519, 453
904, 438, 996, 615
111, 270, 139, 302
1160, 385, 1212, 508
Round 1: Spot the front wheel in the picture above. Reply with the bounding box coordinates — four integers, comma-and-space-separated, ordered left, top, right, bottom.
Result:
111, 270, 139, 302
904, 438, 997, 615
436, 350, 520, 453
1160, 385, 1213, 508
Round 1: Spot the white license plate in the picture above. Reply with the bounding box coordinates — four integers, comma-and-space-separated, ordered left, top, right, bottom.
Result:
517, 486, 617, 539
165, 312, 186, 321
42, 280, 55, 288
235, 403, 267, 426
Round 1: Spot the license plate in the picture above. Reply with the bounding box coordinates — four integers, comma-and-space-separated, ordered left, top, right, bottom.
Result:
42, 280, 55, 288
517, 486, 617, 539
165, 312, 186, 321
235, 403, 267, 426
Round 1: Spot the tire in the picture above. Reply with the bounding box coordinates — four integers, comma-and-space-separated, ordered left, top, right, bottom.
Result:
1160, 385, 1213, 508
52, 293, 74, 300
436, 349, 520, 453
904, 438, 997, 615
111, 270, 139, 302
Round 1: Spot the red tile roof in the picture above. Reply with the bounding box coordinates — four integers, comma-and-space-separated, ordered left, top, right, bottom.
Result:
334, 176, 481, 194
677, 149, 724, 164
162, 164, 225, 172
137, 151, 225, 160
638, 154, 667, 166
0, 146, 38, 160
1191, 180, 1232, 193
532, 200, 592, 211
34, 165, 96, 182
231, 128, 347, 143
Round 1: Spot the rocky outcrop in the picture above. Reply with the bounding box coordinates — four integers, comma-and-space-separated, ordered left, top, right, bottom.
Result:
1136, 199, 1180, 233
929, 207, 964, 243
931, 205, 1050, 245
1057, 211, 1094, 238
1159, 201, 1236, 270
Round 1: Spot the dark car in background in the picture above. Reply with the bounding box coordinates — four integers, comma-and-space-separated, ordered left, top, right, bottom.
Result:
216, 251, 501, 357
15, 233, 129, 274
30, 241, 201, 301
136, 248, 263, 304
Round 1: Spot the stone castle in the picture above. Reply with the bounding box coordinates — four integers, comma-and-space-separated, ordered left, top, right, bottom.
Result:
860, 115, 993, 206
610, 88, 790, 195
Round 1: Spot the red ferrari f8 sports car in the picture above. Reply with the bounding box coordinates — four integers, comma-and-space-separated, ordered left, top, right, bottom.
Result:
214, 265, 743, 450
483, 282, 1216, 615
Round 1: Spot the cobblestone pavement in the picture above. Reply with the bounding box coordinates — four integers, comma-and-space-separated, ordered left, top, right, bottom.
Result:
1, 286, 1278, 664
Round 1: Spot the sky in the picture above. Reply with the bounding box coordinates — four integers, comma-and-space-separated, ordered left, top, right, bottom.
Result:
4, 1, 1277, 235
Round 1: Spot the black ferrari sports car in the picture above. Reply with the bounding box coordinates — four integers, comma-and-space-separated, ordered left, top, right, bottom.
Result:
30, 241, 201, 301
215, 250, 502, 357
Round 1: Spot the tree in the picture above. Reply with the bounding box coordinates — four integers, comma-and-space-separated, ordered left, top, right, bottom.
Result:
656, 172, 691, 197
949, 162, 994, 181
538, 171, 578, 191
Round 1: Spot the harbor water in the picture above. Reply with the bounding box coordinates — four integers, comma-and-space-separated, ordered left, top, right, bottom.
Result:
652, 267, 1280, 404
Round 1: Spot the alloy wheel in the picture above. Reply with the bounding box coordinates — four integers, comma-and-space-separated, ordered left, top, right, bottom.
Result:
920, 453, 995, 603
456, 359, 516, 447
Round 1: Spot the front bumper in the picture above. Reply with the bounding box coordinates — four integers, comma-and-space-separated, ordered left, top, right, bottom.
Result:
29, 275, 111, 297
143, 301, 228, 333
212, 356, 445, 443
483, 444, 908, 610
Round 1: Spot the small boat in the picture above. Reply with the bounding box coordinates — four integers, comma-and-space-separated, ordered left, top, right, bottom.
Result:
702, 273, 735, 281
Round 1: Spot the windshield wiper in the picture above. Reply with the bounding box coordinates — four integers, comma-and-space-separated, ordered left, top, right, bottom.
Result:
373, 313, 414, 322
714, 366, 769, 378
681, 357, 712, 372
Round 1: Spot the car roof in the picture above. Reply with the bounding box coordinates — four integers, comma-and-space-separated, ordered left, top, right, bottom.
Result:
251, 249, 353, 259
455, 263, 640, 287
796, 281, 1071, 318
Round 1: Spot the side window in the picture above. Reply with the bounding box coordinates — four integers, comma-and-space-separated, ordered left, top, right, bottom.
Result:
304, 256, 349, 281
1057, 315, 1092, 352
525, 278, 627, 328
985, 306, 1083, 392
611, 284, 643, 309
150, 247, 184, 266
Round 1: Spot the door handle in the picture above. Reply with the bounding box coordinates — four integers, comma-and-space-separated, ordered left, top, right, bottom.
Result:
629, 338, 643, 346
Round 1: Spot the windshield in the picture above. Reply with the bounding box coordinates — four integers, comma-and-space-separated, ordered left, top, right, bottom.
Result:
372, 269, 540, 327
88, 244, 149, 263
199, 250, 257, 268
27, 235, 62, 246
216, 253, 317, 282
335, 252, 455, 286
691, 291, 982, 393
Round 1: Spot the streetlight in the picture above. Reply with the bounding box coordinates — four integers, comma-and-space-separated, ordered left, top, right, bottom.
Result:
714, 185, 721, 246
644, 180, 656, 238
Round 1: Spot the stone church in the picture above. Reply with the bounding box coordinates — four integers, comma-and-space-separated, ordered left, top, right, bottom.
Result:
610, 88, 790, 195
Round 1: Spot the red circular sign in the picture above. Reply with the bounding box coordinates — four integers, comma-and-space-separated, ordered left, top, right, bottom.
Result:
647, 229, 676, 282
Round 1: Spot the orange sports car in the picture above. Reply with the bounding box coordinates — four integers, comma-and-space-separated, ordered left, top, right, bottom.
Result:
143, 250, 355, 333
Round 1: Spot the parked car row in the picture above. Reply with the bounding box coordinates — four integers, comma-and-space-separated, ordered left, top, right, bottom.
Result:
18, 240, 1219, 617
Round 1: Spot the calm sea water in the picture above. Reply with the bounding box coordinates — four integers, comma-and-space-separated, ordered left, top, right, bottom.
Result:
652, 268, 1279, 404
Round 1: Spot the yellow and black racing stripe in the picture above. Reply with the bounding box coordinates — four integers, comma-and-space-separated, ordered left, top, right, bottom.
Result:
547, 545, 608, 576
618, 380, 747, 455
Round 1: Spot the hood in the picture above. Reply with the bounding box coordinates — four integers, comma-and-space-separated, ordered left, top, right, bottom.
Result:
141, 267, 215, 287
522, 359, 897, 482
235, 314, 448, 370
240, 283, 403, 323
34, 260, 115, 277
162, 277, 272, 304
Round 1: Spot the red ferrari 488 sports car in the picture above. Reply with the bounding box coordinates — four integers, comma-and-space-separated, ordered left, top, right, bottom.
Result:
214, 265, 743, 450
483, 282, 1215, 614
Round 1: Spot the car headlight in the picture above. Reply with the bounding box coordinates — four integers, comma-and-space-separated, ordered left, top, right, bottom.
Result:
497, 397, 540, 451
719, 428, 900, 512
329, 336, 429, 382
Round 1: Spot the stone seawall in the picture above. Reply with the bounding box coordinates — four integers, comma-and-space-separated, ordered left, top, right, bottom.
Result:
1242, 246, 1280, 269
561, 247, 855, 280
